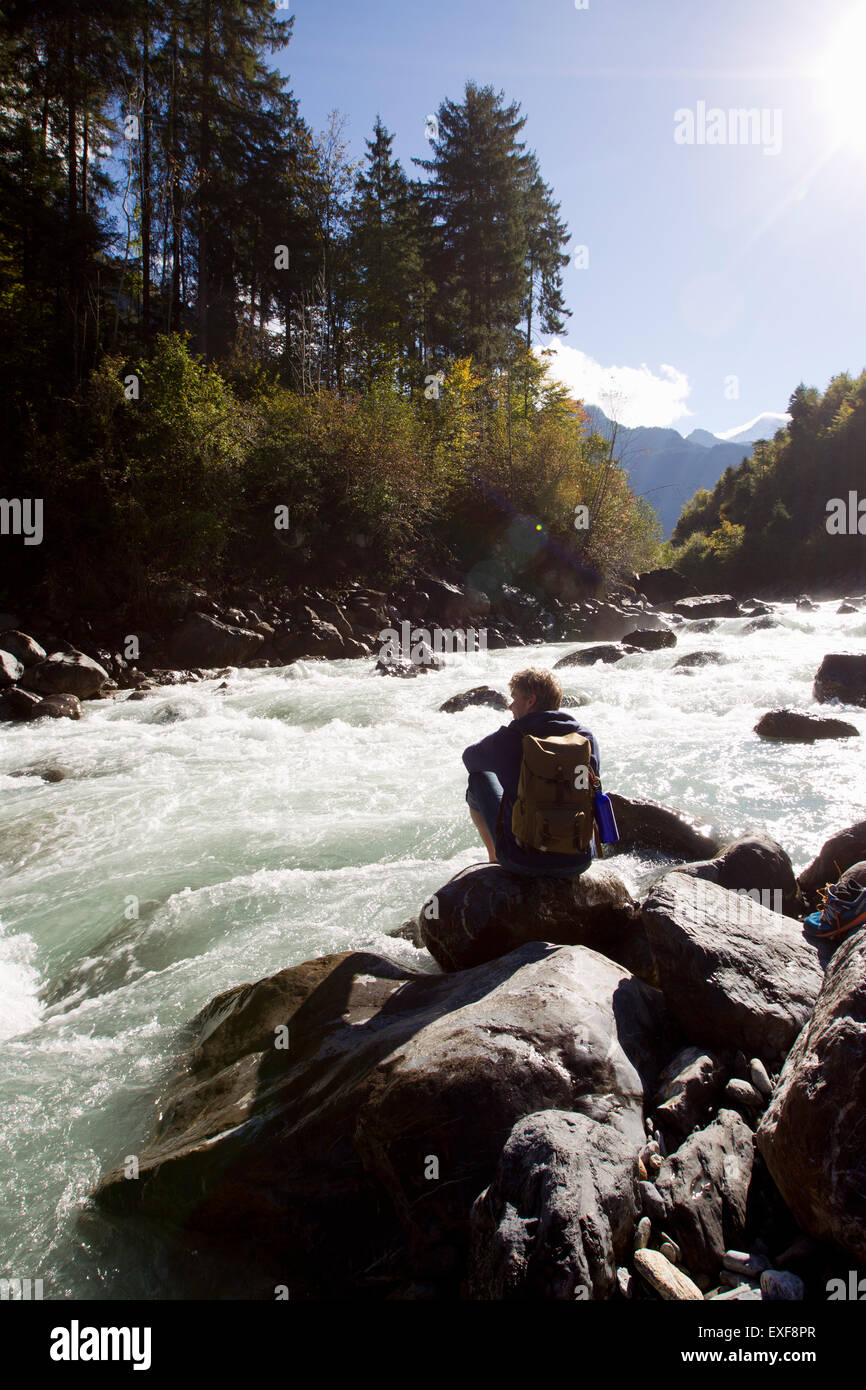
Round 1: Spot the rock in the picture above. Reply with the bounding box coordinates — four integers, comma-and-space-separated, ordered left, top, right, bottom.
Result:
0, 650, 24, 687
813, 653, 866, 707
20, 650, 110, 699
761, 1269, 804, 1300
303, 598, 354, 642
616, 1266, 633, 1297
438, 687, 508, 714
94, 941, 667, 1298
606, 795, 720, 862
553, 643, 626, 668
669, 833, 803, 918
659, 1240, 678, 1263
723, 1250, 769, 1276
0, 631, 46, 667
640, 873, 823, 1065
0, 687, 42, 721
724, 1079, 764, 1113
632, 1248, 703, 1300
653, 1047, 724, 1139
709, 1283, 762, 1301
634, 1216, 652, 1250
560, 601, 664, 643
638, 1181, 666, 1223
672, 651, 726, 668
757, 927, 866, 1264
755, 709, 859, 742
35, 694, 82, 719
741, 599, 773, 615
272, 615, 345, 663
672, 595, 742, 620
798, 821, 866, 909
635, 569, 692, 607
419, 862, 656, 984
750, 1058, 772, 1098
654, 1110, 754, 1277
742, 616, 779, 633
796, 595, 817, 611
159, 613, 265, 670
837, 602, 859, 614
466, 1107, 643, 1300
621, 628, 677, 650
685, 619, 717, 633
559, 691, 591, 707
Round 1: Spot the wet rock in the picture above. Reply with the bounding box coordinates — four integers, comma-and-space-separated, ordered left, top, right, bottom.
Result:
654, 1110, 754, 1278
561, 602, 664, 643
640, 873, 823, 1065
620, 628, 677, 650
796, 595, 817, 611
20, 649, 110, 699
668, 833, 803, 918
755, 709, 859, 742
606, 795, 720, 862
798, 821, 866, 909
632, 1248, 703, 1300
837, 602, 859, 615
685, 619, 718, 633
0, 650, 24, 687
35, 694, 82, 719
653, 1046, 724, 1140
466, 1107, 643, 1300
94, 941, 666, 1298
0, 687, 42, 721
0, 631, 46, 668
559, 692, 591, 708
272, 614, 345, 663
672, 650, 726, 668
672, 595, 742, 620
757, 926, 866, 1264
761, 1269, 804, 1300
160, 612, 265, 670
742, 616, 779, 633
813, 653, 866, 707
419, 862, 656, 984
553, 643, 626, 668
438, 687, 508, 714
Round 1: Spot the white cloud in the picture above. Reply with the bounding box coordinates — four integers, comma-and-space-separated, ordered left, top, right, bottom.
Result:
538, 338, 694, 429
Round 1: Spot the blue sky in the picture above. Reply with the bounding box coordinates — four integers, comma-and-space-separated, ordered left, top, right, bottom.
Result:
277, 0, 866, 434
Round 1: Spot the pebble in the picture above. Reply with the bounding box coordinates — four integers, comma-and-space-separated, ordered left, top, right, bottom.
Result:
659, 1241, 679, 1264
616, 1266, 633, 1299
660, 1233, 681, 1262
749, 1058, 773, 1098
723, 1250, 770, 1277
761, 1269, 805, 1301
648, 1153, 662, 1175
724, 1078, 764, 1111
709, 1283, 763, 1301
634, 1216, 652, 1251
633, 1248, 703, 1301
638, 1180, 667, 1222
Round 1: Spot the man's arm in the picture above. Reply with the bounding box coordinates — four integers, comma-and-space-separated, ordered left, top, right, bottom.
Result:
462, 725, 514, 777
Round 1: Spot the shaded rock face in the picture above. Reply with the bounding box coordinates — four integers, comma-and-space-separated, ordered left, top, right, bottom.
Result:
672, 650, 726, 668
161, 612, 264, 670
0, 650, 24, 688
272, 613, 345, 662
755, 710, 859, 743
641, 873, 823, 1066
419, 863, 654, 982
561, 604, 664, 643
466, 1108, 642, 1299
668, 834, 803, 919
813, 653, 866, 707
757, 928, 866, 1263
0, 687, 42, 721
553, 643, 624, 668
798, 821, 866, 909
672, 595, 742, 620
621, 628, 677, 651
606, 794, 720, 862
20, 649, 110, 699
635, 568, 692, 607
655, 1110, 755, 1278
94, 942, 667, 1297
653, 1046, 725, 1141
0, 631, 46, 668
439, 687, 508, 714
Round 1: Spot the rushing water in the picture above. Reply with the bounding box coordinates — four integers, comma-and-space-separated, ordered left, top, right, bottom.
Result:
0, 602, 864, 1298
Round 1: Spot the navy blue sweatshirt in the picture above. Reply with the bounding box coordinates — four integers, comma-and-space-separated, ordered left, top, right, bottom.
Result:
463, 709, 600, 872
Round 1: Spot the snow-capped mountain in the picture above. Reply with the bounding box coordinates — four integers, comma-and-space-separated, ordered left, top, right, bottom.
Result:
715, 413, 790, 446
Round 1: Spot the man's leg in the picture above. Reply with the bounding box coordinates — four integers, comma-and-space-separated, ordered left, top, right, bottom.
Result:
465, 771, 504, 864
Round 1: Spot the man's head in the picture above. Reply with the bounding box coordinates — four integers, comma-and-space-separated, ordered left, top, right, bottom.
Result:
508, 667, 563, 720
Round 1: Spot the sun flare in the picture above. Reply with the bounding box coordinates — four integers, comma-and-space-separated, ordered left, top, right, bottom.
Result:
817, 4, 866, 151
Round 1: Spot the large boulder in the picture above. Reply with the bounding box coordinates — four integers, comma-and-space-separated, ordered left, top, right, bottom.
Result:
757, 927, 866, 1263
652, 1046, 725, 1141
755, 710, 859, 743
466, 1108, 642, 1299
0, 650, 24, 688
640, 873, 824, 1065
0, 687, 42, 721
621, 628, 676, 651
813, 654, 866, 707
94, 942, 667, 1298
635, 568, 692, 607
562, 603, 664, 643
20, 649, 110, 699
419, 862, 653, 981
0, 630, 46, 667
655, 1110, 755, 1279
160, 612, 264, 669
302, 598, 354, 643
672, 595, 742, 620
439, 687, 508, 714
666, 833, 803, 918
35, 694, 82, 720
271, 613, 345, 662
672, 650, 726, 668
553, 643, 625, 668
606, 794, 720, 862
798, 822, 866, 909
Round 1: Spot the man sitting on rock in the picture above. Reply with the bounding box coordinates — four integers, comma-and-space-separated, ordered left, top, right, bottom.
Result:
463, 667, 600, 877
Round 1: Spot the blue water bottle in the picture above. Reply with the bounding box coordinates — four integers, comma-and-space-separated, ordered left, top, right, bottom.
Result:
594, 791, 620, 845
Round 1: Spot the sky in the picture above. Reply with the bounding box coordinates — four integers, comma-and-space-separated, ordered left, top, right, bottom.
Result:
275, 0, 866, 433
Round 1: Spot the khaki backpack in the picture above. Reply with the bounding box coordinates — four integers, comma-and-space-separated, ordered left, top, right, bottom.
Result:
511, 732, 596, 854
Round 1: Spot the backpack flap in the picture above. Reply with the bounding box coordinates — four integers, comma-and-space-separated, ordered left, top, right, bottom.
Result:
512, 732, 594, 854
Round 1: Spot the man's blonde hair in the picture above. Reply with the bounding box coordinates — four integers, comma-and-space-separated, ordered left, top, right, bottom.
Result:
509, 667, 562, 711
